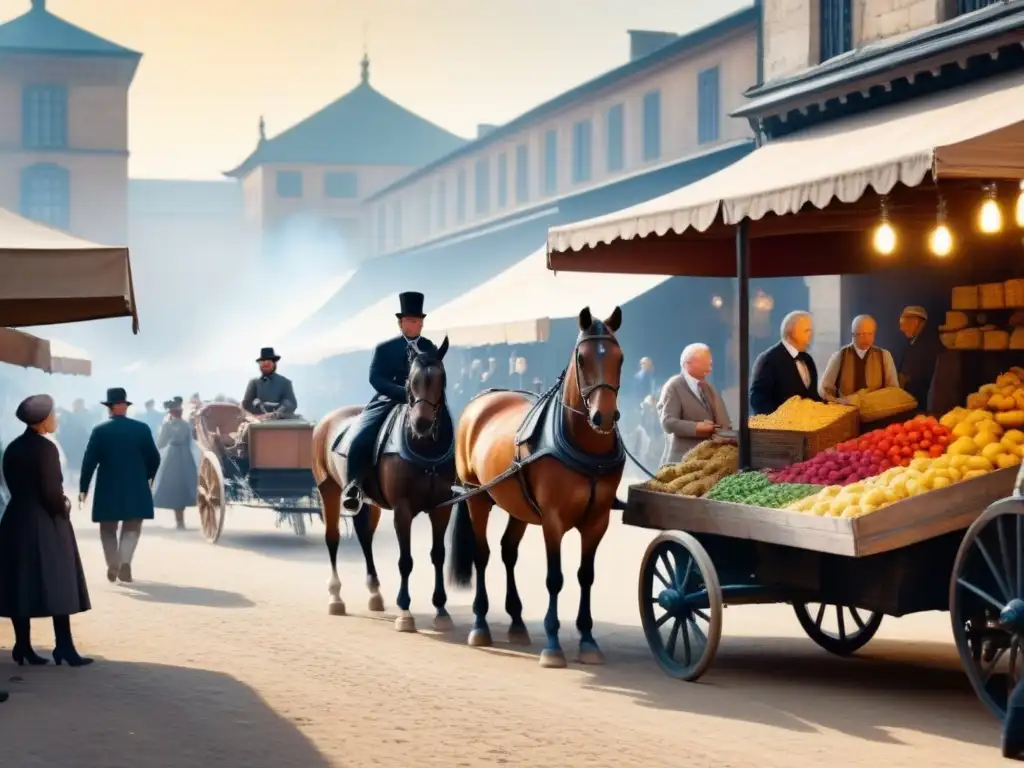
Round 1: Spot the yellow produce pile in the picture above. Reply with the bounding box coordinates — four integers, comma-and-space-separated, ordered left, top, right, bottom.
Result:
844, 386, 917, 422
645, 441, 739, 497
939, 409, 1024, 468
749, 396, 857, 431
964, 369, 1024, 427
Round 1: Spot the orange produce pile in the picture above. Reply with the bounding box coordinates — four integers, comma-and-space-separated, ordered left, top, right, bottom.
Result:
835, 414, 951, 467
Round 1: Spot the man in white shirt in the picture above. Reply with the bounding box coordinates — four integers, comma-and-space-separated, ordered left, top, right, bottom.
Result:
657, 343, 731, 465
818, 314, 900, 402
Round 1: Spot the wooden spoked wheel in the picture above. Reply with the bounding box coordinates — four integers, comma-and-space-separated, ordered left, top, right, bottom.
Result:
196, 450, 226, 544
793, 603, 883, 656
638, 531, 723, 681
951, 497, 1024, 723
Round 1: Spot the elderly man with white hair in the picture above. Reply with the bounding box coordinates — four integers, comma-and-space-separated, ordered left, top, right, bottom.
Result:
750, 310, 821, 415
818, 314, 899, 402
657, 343, 731, 465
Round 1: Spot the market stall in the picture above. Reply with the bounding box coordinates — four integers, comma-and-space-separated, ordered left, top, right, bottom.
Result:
546, 70, 1024, 728
0, 327, 92, 376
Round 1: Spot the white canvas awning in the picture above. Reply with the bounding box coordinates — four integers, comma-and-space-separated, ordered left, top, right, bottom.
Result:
0, 208, 138, 330
548, 70, 1024, 255
0, 327, 92, 375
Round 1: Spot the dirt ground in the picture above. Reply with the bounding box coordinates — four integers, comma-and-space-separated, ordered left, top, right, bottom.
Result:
0, 499, 1012, 767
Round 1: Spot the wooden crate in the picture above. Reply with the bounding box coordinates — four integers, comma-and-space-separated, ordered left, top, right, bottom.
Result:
248, 421, 314, 470
623, 466, 1017, 557
749, 409, 859, 469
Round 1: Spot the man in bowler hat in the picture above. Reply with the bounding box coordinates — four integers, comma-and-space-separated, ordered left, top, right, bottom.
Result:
339, 291, 441, 513
79, 388, 161, 583
242, 347, 298, 417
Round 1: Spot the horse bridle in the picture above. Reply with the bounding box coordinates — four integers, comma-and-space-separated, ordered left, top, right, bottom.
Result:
407, 356, 445, 441
571, 330, 622, 433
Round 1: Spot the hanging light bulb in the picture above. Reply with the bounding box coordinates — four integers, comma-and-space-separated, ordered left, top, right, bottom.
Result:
929, 196, 953, 257
1015, 180, 1024, 228
711, 295, 723, 309
872, 197, 896, 255
979, 183, 1003, 233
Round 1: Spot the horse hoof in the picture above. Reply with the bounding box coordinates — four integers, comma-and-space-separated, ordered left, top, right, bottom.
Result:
468, 629, 493, 647
539, 649, 567, 669
578, 645, 605, 665
507, 629, 532, 646
433, 614, 455, 632
328, 601, 347, 616
367, 593, 385, 612
395, 614, 417, 633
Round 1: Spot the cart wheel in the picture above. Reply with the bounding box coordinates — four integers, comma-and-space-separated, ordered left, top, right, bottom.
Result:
638, 531, 722, 681
792, 603, 883, 656
196, 450, 226, 544
951, 497, 1024, 721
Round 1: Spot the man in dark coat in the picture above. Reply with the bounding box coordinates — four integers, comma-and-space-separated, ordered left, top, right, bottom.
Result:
79, 388, 161, 584
242, 347, 298, 417
339, 291, 440, 513
896, 305, 941, 412
750, 310, 822, 415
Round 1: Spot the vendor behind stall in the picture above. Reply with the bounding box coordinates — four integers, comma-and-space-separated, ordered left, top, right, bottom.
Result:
897, 306, 941, 412
818, 314, 899, 402
750, 310, 821, 415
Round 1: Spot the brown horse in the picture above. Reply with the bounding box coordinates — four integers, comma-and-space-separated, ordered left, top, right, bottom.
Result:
311, 340, 456, 632
447, 307, 625, 668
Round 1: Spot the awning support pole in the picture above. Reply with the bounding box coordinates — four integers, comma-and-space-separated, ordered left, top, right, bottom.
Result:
736, 220, 751, 470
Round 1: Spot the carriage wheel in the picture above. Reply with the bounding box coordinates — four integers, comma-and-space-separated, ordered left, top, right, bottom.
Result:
196, 451, 226, 544
638, 532, 722, 681
793, 603, 883, 656
951, 498, 1024, 722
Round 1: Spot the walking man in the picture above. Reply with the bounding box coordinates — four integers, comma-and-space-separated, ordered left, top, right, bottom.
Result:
79, 388, 161, 584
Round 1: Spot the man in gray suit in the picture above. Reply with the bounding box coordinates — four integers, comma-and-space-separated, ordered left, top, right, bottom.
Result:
657, 343, 731, 465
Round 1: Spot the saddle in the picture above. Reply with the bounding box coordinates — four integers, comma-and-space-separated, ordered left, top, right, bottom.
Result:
374, 406, 454, 473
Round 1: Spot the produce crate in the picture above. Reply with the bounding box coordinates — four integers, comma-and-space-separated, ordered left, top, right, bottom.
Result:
749, 409, 859, 469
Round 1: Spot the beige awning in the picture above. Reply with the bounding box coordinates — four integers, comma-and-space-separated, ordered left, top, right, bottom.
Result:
548, 70, 1024, 256
0, 208, 139, 331
0, 327, 92, 375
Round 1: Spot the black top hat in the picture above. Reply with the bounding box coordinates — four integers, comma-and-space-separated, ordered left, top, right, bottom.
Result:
101, 387, 131, 407
396, 291, 426, 319
256, 347, 281, 362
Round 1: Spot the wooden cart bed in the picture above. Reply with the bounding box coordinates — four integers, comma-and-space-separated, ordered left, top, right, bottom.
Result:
624, 467, 1017, 557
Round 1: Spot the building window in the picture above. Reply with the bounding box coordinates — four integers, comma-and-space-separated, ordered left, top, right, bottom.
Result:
820, 0, 852, 62
543, 129, 558, 195
276, 170, 302, 198
606, 104, 624, 173
475, 158, 490, 215
437, 180, 447, 229
20, 163, 70, 230
377, 206, 386, 251
497, 152, 508, 209
642, 90, 661, 162
515, 144, 529, 203
392, 201, 403, 248
324, 171, 358, 198
456, 169, 467, 223
697, 67, 720, 144
22, 85, 67, 150
572, 119, 593, 184
958, 0, 1001, 12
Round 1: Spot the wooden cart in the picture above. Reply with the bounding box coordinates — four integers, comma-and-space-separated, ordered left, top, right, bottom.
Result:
626, 466, 1024, 722
192, 402, 321, 543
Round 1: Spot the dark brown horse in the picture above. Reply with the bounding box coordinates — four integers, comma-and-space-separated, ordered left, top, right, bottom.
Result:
311, 339, 456, 632
447, 307, 625, 668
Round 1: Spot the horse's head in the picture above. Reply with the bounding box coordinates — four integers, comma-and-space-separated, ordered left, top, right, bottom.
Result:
407, 336, 449, 439
572, 306, 623, 435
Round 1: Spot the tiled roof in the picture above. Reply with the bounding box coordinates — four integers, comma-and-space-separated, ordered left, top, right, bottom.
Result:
0, 0, 141, 58
224, 57, 467, 178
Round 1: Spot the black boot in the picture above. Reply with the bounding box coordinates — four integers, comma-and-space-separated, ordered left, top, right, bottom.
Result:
51, 615, 93, 667
341, 480, 363, 515
11, 617, 48, 666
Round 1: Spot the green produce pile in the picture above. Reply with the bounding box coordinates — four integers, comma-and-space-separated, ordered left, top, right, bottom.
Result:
705, 472, 822, 509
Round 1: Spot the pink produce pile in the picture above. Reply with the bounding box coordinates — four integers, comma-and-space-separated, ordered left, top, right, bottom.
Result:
765, 449, 892, 486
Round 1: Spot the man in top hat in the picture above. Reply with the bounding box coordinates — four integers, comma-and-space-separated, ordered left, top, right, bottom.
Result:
79, 388, 161, 584
339, 291, 440, 513
242, 347, 298, 418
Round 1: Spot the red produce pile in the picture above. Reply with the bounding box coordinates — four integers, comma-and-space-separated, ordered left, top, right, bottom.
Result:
766, 449, 891, 486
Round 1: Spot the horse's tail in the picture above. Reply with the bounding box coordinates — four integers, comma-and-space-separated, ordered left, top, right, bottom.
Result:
447, 498, 475, 588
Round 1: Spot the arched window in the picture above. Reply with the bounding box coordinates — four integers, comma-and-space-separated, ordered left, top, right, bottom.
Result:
20, 163, 70, 230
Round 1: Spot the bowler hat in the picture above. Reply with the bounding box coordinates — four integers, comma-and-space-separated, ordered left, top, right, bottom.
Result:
101, 387, 131, 407
16, 394, 54, 426
396, 291, 426, 319
163, 395, 184, 410
256, 347, 281, 362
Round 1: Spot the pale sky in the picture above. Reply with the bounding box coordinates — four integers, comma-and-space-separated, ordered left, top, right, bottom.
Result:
0, 0, 751, 180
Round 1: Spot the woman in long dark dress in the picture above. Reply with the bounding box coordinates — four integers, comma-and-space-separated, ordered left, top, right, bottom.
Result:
0, 394, 92, 667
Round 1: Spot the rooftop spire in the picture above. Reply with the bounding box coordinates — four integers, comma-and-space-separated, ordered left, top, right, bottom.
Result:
258, 115, 266, 143
360, 22, 370, 84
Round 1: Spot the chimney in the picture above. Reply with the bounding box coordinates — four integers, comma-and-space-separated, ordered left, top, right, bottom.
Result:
628, 30, 679, 62
477, 123, 497, 139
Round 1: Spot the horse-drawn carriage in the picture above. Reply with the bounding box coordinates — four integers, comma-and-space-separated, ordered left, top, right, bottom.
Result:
192, 401, 321, 542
